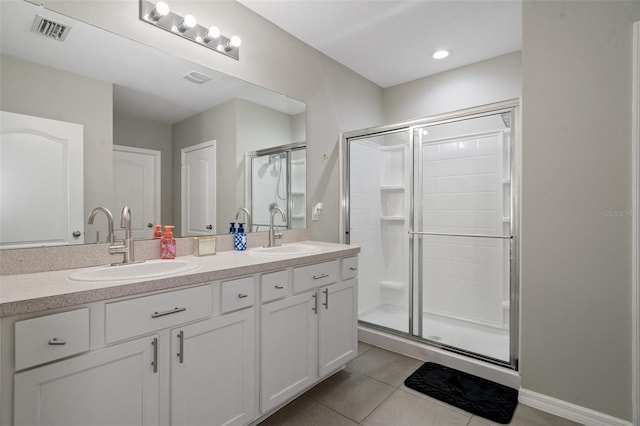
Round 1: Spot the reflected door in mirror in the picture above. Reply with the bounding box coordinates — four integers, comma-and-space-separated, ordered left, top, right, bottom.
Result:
181, 141, 216, 236
0, 111, 84, 249
113, 145, 161, 240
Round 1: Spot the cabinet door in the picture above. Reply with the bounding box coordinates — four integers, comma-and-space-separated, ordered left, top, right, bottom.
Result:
318, 279, 358, 377
260, 292, 318, 413
171, 309, 255, 426
14, 336, 159, 426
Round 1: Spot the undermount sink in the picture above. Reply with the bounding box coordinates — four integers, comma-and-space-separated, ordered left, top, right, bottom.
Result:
248, 244, 323, 257
68, 259, 201, 282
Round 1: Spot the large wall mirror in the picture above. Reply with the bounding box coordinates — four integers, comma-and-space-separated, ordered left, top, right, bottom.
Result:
0, 1, 306, 249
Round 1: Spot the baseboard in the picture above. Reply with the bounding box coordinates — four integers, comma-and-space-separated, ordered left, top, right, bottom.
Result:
519, 389, 632, 426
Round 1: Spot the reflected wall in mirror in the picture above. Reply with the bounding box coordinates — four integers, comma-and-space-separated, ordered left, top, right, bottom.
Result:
0, 1, 306, 249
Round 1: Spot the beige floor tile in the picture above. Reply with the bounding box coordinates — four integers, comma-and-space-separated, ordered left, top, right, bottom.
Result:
258, 395, 358, 426
347, 347, 423, 387
361, 388, 471, 426
357, 341, 373, 356
468, 403, 584, 426
306, 369, 396, 423
399, 384, 478, 418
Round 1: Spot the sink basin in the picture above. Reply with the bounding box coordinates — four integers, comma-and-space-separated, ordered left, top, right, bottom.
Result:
248, 244, 323, 257
68, 259, 201, 282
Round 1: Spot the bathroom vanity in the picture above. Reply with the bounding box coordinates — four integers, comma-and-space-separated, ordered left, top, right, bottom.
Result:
0, 241, 359, 426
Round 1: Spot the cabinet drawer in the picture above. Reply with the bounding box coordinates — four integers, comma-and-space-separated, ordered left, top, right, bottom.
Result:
222, 276, 255, 313
341, 257, 359, 280
261, 270, 289, 303
293, 260, 340, 293
106, 285, 212, 343
15, 308, 89, 370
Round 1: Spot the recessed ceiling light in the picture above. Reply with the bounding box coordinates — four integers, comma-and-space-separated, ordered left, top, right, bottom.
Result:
432, 49, 450, 59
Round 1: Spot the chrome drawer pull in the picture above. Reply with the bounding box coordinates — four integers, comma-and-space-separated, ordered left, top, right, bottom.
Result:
322, 288, 329, 309
274, 285, 285, 289
349, 266, 358, 271
151, 338, 158, 373
48, 338, 66, 346
313, 273, 329, 280
238, 293, 248, 299
177, 331, 184, 364
151, 307, 186, 318
312, 293, 318, 314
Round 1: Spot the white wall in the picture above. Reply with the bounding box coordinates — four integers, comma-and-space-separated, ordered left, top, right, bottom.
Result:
39, 0, 384, 243
521, 1, 639, 420
0, 54, 113, 239
383, 52, 521, 123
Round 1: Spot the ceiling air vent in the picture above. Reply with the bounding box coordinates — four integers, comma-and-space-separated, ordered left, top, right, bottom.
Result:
183, 71, 212, 85
31, 15, 71, 41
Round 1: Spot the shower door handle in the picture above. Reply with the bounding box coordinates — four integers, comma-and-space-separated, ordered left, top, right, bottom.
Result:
408, 231, 512, 239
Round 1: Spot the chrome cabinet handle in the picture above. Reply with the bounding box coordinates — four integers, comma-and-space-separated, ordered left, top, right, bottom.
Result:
322, 288, 329, 309
151, 307, 186, 318
238, 293, 248, 299
312, 293, 318, 314
275, 285, 284, 289
313, 273, 329, 280
177, 330, 184, 364
151, 338, 158, 373
48, 338, 66, 346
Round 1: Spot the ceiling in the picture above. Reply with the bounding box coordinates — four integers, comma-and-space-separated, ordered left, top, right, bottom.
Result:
238, 0, 522, 88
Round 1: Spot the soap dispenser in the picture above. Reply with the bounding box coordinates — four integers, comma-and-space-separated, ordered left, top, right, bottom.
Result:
234, 222, 247, 251
153, 224, 162, 239
160, 225, 176, 259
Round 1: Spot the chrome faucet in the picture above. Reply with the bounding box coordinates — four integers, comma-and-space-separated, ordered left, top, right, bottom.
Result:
234, 207, 252, 232
88, 207, 115, 244
267, 206, 286, 248
109, 206, 139, 265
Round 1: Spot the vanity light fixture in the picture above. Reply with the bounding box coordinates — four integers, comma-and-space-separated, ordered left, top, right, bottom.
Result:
140, 0, 241, 60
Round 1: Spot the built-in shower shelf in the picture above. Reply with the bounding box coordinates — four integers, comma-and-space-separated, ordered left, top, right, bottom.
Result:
502, 216, 511, 223
380, 216, 405, 221
379, 185, 405, 191
292, 191, 305, 196
380, 280, 405, 289
291, 214, 305, 219
502, 178, 511, 184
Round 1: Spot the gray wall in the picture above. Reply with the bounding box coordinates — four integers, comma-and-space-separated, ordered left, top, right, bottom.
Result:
383, 52, 521, 122
0, 54, 113, 239
521, 1, 639, 420
113, 113, 173, 226
41, 0, 384, 243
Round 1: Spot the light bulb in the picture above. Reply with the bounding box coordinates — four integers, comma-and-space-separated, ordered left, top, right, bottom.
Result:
230, 35, 241, 48
203, 26, 220, 43
177, 14, 196, 33
149, 1, 169, 21
432, 49, 450, 59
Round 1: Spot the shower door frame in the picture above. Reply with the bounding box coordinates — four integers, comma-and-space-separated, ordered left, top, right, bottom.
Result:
341, 99, 520, 370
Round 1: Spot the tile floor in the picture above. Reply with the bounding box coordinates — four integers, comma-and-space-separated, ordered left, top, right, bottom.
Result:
259, 342, 583, 426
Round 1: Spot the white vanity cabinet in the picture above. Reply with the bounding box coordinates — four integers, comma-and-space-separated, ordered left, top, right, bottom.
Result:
260, 257, 358, 413
14, 334, 160, 426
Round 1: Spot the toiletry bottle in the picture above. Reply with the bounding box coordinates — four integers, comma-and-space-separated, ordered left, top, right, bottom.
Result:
234, 222, 247, 251
229, 222, 237, 234
153, 224, 162, 239
161, 225, 176, 259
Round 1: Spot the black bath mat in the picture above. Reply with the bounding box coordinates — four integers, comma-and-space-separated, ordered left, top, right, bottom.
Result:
404, 362, 518, 424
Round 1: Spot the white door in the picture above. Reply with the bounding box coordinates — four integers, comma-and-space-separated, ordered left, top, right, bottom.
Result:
260, 291, 318, 413
14, 336, 160, 426
113, 145, 161, 240
0, 111, 83, 248
171, 309, 255, 426
181, 141, 216, 236
318, 280, 358, 377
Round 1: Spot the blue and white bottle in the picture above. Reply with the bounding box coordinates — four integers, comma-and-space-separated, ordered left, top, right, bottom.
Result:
234, 222, 247, 251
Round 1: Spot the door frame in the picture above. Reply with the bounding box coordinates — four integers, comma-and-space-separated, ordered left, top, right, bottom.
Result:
632, 20, 639, 426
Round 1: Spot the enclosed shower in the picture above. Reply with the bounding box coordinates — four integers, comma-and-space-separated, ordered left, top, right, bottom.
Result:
248, 143, 306, 231
342, 100, 519, 369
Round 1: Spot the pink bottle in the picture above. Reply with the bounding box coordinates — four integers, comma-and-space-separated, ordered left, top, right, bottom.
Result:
160, 225, 176, 259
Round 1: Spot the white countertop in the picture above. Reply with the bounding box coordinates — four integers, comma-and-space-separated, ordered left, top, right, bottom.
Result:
0, 241, 360, 317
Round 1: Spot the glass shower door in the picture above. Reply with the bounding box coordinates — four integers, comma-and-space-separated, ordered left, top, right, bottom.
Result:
411, 112, 514, 363
348, 129, 411, 333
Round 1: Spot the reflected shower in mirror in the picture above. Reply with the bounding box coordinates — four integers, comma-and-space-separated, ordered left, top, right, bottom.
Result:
0, 1, 306, 249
